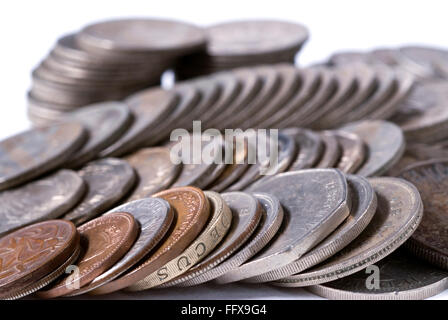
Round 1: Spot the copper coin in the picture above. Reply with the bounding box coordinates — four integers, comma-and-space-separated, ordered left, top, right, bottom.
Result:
125, 148, 181, 202
90, 186, 210, 294
334, 131, 366, 174
284, 128, 324, 170
0, 220, 79, 299
0, 169, 85, 237
0, 123, 86, 191
399, 160, 448, 270
161, 191, 262, 287
62, 158, 136, 226
37, 212, 138, 298
315, 131, 341, 168
67, 198, 174, 296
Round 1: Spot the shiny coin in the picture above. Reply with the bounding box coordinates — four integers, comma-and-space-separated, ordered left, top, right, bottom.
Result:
0, 123, 86, 191
284, 128, 324, 170
334, 131, 366, 174
219, 169, 350, 283
62, 158, 136, 226
0, 170, 85, 237
274, 177, 423, 287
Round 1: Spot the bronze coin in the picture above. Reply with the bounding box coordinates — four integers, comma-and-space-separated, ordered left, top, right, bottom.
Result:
0, 123, 86, 191
0, 220, 79, 299
125, 147, 181, 202
90, 186, 210, 294
315, 131, 341, 168
399, 160, 448, 270
334, 131, 366, 174
37, 212, 139, 298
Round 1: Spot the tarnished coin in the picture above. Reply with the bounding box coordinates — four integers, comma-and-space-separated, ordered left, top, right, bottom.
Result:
309, 250, 448, 300
334, 131, 366, 174
62, 158, 136, 226
0, 220, 79, 299
274, 177, 423, 287
67, 198, 173, 296
218, 169, 350, 283
0, 170, 85, 237
62, 102, 131, 167
284, 128, 323, 170
127, 191, 232, 290
160, 191, 263, 287
0, 123, 86, 191
315, 131, 341, 168
100, 88, 178, 157
206, 193, 284, 285
342, 120, 405, 177
399, 160, 448, 270
251, 175, 376, 282
125, 148, 181, 201
90, 186, 210, 294
38, 212, 138, 298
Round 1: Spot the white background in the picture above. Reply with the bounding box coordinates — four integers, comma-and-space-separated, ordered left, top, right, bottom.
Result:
2, 0, 448, 299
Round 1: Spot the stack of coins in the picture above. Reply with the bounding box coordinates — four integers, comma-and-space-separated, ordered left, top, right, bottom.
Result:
28, 18, 207, 123
175, 20, 309, 79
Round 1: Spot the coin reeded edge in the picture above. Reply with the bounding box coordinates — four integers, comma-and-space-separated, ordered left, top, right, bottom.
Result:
405, 237, 448, 271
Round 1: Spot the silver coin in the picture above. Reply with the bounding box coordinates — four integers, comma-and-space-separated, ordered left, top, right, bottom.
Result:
283, 128, 324, 170
218, 169, 350, 283
0, 169, 85, 237
62, 158, 136, 226
315, 131, 341, 169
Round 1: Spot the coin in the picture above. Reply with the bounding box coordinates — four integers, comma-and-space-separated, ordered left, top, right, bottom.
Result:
0, 170, 85, 237
125, 148, 181, 201
315, 131, 341, 168
334, 131, 366, 173
274, 177, 423, 287
399, 160, 448, 270
68, 198, 174, 296
284, 128, 324, 170
342, 120, 405, 177
38, 212, 139, 298
0, 123, 86, 191
62, 102, 132, 168
308, 250, 448, 300
90, 186, 210, 294
219, 169, 350, 283
0, 220, 79, 299
99, 88, 178, 157
127, 191, 232, 290
160, 191, 263, 287
251, 175, 376, 282
62, 158, 136, 226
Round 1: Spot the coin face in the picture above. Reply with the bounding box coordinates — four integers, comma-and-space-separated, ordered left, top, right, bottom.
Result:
399, 160, 448, 270
0, 123, 86, 191
38, 212, 138, 298
62, 158, 136, 226
62, 102, 131, 168
90, 186, 210, 294
309, 250, 448, 300
219, 169, 350, 283
342, 120, 405, 177
125, 148, 181, 201
334, 131, 366, 174
284, 128, 323, 170
315, 131, 341, 169
274, 177, 423, 287
0, 170, 85, 237
0, 220, 79, 299
252, 175, 377, 282
69, 198, 173, 296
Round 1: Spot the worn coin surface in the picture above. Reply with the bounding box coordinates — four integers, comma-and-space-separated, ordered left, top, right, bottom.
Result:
0, 170, 85, 237
62, 158, 136, 226
125, 148, 181, 201
308, 250, 448, 300
342, 120, 405, 177
0, 123, 86, 191
161, 191, 263, 287
90, 186, 210, 294
0, 220, 79, 299
399, 160, 448, 270
219, 169, 350, 283
38, 212, 138, 298
251, 175, 376, 282
274, 177, 423, 287
334, 131, 366, 174
127, 191, 232, 290
316, 131, 341, 168
68, 198, 173, 296
284, 128, 324, 170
